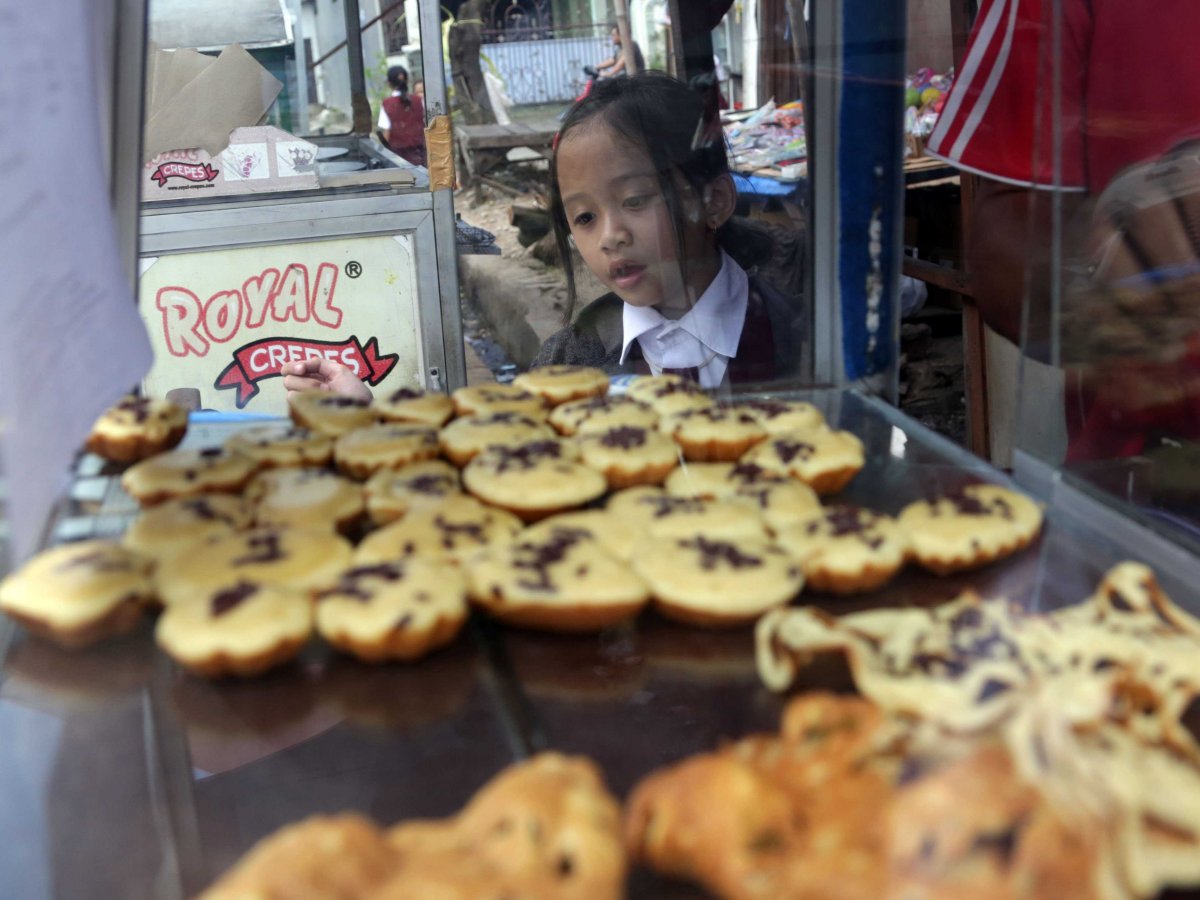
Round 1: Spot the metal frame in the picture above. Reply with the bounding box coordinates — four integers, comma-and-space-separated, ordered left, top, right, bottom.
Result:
809, 0, 843, 386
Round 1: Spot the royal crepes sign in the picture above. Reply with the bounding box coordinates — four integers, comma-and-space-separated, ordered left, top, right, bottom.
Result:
139, 236, 423, 415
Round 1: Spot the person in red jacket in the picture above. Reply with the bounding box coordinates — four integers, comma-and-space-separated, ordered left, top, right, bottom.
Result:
928, 0, 1200, 467
377, 65, 427, 167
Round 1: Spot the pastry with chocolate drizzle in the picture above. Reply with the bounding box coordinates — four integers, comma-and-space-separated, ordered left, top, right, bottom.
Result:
355, 494, 523, 567
246, 468, 365, 535
372, 385, 455, 427
225, 424, 334, 469
741, 426, 866, 495
122, 494, 254, 563
662, 406, 770, 462
625, 373, 715, 416
606, 486, 770, 542
575, 423, 680, 489
287, 389, 375, 436
363, 460, 462, 525
730, 398, 827, 435
120, 445, 260, 507
898, 483, 1043, 575
513, 364, 610, 407
155, 525, 353, 606
332, 421, 440, 480
85, 394, 188, 463
450, 383, 548, 419
0, 540, 156, 649
438, 409, 555, 467
155, 581, 313, 678
777, 504, 910, 594
468, 525, 649, 632
462, 438, 607, 522
631, 533, 803, 627
548, 393, 659, 436
315, 559, 468, 662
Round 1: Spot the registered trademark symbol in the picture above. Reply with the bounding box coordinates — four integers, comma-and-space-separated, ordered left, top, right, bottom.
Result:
345, 260, 362, 278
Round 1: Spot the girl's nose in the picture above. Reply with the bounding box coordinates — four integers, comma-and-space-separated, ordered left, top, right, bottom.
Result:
599, 213, 631, 251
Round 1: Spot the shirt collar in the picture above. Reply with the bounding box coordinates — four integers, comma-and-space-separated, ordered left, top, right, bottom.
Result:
619, 250, 749, 364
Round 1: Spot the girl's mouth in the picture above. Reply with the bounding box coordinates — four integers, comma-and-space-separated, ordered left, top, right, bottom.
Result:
610, 261, 646, 289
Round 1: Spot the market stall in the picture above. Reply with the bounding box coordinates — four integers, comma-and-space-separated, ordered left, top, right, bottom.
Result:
4, 0, 1200, 898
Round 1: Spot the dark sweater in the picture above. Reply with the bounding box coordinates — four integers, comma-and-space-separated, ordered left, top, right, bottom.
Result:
530, 275, 808, 383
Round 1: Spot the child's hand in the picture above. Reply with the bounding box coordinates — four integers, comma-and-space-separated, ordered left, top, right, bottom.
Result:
281, 358, 374, 403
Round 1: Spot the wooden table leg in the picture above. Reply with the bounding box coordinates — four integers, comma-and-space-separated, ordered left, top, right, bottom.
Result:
962, 300, 991, 459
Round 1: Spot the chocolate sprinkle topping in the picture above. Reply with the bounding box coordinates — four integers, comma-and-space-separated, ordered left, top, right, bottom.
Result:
487, 440, 563, 472
406, 474, 454, 494
512, 528, 589, 591
682, 536, 763, 571
318, 563, 404, 601
116, 396, 153, 423
211, 582, 258, 617
393, 613, 413, 631
773, 439, 815, 464
388, 388, 423, 402
598, 425, 647, 449
322, 396, 368, 408
232, 532, 286, 566
199, 447, 224, 458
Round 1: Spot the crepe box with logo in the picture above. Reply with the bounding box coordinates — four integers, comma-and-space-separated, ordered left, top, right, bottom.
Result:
141, 44, 319, 201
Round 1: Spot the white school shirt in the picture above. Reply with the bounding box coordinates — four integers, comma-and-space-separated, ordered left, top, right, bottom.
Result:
377, 90, 402, 130
618, 250, 749, 389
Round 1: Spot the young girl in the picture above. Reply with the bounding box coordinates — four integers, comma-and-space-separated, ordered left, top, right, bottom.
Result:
377, 65, 427, 167
533, 72, 805, 387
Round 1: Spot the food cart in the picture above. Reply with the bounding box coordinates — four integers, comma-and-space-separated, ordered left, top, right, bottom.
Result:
2, 0, 1200, 898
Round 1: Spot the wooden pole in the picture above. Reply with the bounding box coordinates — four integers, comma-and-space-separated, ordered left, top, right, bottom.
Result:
613, 0, 639, 76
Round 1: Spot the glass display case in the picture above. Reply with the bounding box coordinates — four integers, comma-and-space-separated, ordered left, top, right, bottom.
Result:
3, 1, 1200, 898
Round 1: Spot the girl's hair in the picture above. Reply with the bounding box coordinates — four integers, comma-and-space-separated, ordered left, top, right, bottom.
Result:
386, 65, 411, 108
549, 72, 771, 320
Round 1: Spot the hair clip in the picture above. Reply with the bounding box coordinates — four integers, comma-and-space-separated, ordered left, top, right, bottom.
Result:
552, 131, 561, 152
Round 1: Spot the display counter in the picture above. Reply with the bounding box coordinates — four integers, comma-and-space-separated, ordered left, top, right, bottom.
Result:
3, 388, 1191, 899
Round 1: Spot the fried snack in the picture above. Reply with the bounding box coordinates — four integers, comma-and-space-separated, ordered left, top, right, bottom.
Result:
333, 421, 441, 480
246, 467, 365, 535
372, 386, 456, 426
383, 753, 626, 900
631, 534, 803, 627
355, 495, 523, 567
625, 373, 714, 416
777, 504, 910, 594
316, 560, 467, 662
224, 424, 334, 469
513, 364, 610, 406
85, 395, 188, 463
120, 446, 258, 507
462, 439, 607, 522
288, 390, 376, 436
627, 692, 1106, 900
155, 525, 353, 606
756, 563, 1200, 899
437, 410, 555, 467
122, 494, 254, 563
155, 581, 313, 678
197, 814, 398, 899
899, 483, 1044, 574
625, 693, 897, 900
548, 393, 659, 436
741, 428, 865, 495
451, 383, 547, 418
575, 423, 680, 489
605, 486, 770, 543
662, 406, 769, 462
0, 540, 154, 649
363, 460, 462, 526
468, 526, 649, 632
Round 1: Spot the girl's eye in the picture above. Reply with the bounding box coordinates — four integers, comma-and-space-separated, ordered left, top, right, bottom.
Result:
572, 212, 594, 227
624, 194, 652, 209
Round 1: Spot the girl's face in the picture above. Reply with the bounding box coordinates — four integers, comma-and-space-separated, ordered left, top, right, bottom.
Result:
557, 122, 720, 316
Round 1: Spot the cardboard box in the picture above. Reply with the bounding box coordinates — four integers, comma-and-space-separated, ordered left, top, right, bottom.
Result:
142, 44, 319, 201
143, 125, 319, 200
